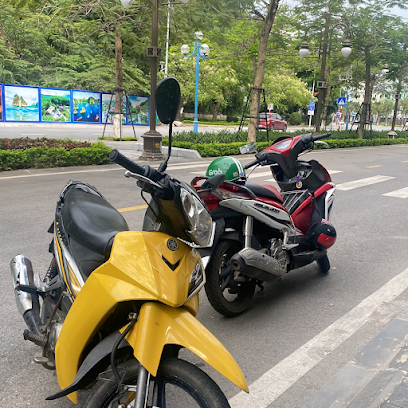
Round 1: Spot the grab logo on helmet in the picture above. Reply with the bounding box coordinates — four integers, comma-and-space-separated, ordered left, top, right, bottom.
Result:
207, 168, 224, 176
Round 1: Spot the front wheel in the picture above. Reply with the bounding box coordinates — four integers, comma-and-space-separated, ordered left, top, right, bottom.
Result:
83, 358, 230, 408
282, 125, 287, 132
269, 124, 274, 131
205, 240, 255, 317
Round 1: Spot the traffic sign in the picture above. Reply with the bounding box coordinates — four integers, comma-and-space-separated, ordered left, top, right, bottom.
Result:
337, 97, 346, 106
268, 103, 274, 111
308, 99, 315, 116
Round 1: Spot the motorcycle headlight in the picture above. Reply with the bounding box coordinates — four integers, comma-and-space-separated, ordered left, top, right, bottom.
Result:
180, 187, 213, 247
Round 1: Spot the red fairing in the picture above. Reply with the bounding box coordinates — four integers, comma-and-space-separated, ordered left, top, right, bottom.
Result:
263, 135, 303, 157
317, 233, 336, 248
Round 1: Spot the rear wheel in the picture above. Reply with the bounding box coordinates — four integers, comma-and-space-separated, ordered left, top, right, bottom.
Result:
317, 254, 330, 274
205, 240, 255, 317
83, 358, 230, 408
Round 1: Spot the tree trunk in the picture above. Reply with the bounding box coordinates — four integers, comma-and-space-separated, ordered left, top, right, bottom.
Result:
212, 102, 220, 122
322, 82, 332, 129
247, 0, 280, 143
358, 48, 371, 139
114, 24, 123, 140
391, 64, 405, 131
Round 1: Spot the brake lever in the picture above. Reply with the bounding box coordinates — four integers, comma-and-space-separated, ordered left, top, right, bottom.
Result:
124, 171, 163, 189
314, 141, 329, 149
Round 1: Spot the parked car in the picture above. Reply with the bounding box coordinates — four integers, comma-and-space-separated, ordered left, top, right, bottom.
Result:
258, 112, 287, 131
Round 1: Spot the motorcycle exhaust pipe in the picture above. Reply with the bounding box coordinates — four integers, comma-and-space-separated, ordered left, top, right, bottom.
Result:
230, 248, 286, 283
10, 255, 42, 335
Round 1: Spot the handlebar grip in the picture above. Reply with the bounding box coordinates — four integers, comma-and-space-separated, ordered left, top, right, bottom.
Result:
313, 132, 331, 141
109, 149, 147, 176
244, 159, 259, 170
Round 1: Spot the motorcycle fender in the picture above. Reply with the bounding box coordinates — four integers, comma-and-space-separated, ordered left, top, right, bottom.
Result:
127, 302, 248, 393
51, 302, 247, 404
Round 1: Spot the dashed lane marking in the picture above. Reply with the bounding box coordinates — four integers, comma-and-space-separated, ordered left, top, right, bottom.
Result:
336, 175, 395, 191
383, 187, 408, 198
118, 205, 148, 212
229, 265, 408, 407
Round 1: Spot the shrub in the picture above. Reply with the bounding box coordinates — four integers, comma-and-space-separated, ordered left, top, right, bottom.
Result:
0, 142, 112, 171
288, 112, 303, 126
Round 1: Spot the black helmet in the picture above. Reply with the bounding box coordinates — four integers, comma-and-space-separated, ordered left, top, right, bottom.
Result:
306, 220, 336, 250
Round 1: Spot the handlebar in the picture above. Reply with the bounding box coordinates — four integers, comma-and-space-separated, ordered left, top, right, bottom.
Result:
313, 132, 331, 141
109, 149, 162, 182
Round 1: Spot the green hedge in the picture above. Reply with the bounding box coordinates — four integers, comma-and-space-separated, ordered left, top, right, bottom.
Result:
162, 138, 408, 157
0, 142, 112, 171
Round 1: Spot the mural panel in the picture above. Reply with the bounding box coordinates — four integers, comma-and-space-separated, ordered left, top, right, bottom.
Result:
0, 86, 3, 121
101, 93, 126, 124
41, 88, 71, 122
4, 85, 40, 122
72, 90, 101, 123
127, 95, 149, 125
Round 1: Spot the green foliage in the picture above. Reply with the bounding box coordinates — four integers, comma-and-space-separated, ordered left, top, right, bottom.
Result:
0, 142, 112, 171
288, 112, 303, 126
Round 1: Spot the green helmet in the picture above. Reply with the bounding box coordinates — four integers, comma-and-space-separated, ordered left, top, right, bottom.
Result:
206, 156, 246, 182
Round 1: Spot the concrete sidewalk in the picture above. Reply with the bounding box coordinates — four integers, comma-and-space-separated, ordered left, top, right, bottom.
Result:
301, 312, 408, 408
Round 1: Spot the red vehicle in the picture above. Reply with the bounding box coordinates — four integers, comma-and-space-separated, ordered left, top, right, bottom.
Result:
192, 133, 336, 317
258, 112, 287, 131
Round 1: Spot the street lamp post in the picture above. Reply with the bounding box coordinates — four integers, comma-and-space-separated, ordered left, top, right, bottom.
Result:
120, 0, 188, 160
299, 13, 352, 133
181, 32, 210, 133
163, 0, 189, 78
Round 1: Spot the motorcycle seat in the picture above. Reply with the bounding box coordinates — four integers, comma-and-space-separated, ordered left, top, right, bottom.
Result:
245, 182, 283, 203
62, 188, 129, 276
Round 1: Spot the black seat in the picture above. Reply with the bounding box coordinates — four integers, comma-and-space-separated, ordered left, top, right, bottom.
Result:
245, 182, 283, 203
62, 188, 129, 277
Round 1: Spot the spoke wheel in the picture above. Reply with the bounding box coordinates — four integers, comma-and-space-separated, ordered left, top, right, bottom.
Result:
205, 240, 255, 317
83, 358, 230, 408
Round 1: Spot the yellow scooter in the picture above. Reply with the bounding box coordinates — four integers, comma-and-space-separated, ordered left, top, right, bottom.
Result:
10, 78, 247, 407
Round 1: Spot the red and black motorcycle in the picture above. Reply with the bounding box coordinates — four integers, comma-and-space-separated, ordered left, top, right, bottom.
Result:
191, 132, 336, 317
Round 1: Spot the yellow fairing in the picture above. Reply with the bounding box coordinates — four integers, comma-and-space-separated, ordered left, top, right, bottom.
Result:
126, 302, 248, 393
55, 231, 205, 403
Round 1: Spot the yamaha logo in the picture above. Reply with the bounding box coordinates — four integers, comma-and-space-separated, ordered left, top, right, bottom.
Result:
167, 238, 178, 251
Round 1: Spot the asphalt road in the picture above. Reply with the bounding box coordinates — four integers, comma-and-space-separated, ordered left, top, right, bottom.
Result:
2, 145, 408, 407
0, 121, 402, 142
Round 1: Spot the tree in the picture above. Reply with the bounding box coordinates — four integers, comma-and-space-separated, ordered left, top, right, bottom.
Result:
247, 0, 281, 143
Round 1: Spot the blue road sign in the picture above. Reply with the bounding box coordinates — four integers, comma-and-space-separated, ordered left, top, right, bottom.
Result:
337, 97, 346, 106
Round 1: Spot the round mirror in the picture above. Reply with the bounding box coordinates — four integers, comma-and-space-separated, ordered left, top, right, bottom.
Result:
155, 77, 181, 125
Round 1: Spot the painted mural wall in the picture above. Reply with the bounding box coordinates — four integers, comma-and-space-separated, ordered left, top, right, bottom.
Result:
0, 84, 149, 125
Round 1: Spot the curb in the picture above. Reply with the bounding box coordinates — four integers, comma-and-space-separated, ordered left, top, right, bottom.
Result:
301, 312, 408, 408
133, 142, 202, 160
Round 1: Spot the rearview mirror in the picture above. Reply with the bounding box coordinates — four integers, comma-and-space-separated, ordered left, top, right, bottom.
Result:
155, 77, 181, 125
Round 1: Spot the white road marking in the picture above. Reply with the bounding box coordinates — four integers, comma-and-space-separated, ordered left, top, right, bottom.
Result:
383, 187, 408, 198
336, 175, 395, 191
168, 163, 210, 171
229, 265, 408, 408
328, 170, 343, 175
0, 167, 123, 180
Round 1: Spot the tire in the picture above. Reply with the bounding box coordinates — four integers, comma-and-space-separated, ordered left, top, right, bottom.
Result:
83, 357, 230, 408
282, 125, 287, 132
205, 240, 255, 317
269, 124, 274, 131
317, 254, 330, 274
